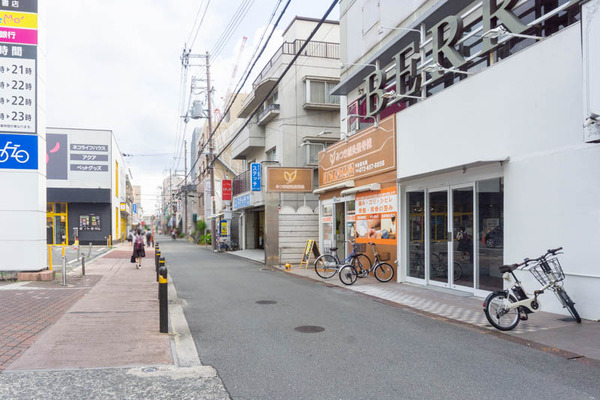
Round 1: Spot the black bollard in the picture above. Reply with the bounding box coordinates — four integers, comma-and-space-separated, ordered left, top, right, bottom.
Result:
155, 249, 161, 282
158, 262, 168, 333
158, 257, 165, 298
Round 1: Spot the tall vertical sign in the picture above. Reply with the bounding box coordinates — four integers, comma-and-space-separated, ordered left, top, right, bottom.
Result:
0, 0, 44, 271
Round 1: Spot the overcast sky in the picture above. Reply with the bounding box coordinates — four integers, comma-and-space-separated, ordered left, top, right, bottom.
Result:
46, 0, 339, 213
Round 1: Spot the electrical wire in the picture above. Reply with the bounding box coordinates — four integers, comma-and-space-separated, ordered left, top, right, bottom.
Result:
210, 0, 255, 59
211, 0, 339, 168
175, 0, 291, 190
189, 0, 212, 50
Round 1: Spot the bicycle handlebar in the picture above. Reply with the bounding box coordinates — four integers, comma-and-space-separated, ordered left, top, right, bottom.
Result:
522, 247, 563, 267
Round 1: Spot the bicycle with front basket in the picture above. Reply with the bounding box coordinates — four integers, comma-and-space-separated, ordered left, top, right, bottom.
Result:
339, 242, 395, 285
314, 240, 371, 280
483, 247, 581, 331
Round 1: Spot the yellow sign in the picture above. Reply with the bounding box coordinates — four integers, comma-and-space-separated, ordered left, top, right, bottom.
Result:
0, 12, 38, 29
299, 240, 321, 269
220, 220, 228, 236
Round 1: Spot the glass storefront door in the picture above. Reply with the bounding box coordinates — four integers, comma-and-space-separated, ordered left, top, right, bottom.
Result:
428, 190, 449, 285
452, 186, 474, 289
46, 202, 68, 245
405, 178, 503, 293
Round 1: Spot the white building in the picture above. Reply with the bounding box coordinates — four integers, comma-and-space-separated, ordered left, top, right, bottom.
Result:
332, 0, 600, 319
231, 17, 341, 265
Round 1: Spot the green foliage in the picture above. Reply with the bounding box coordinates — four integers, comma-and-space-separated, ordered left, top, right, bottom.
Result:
198, 233, 212, 245
196, 220, 207, 232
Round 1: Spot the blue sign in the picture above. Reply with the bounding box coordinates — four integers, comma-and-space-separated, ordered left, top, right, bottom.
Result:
251, 163, 261, 191
0, 134, 38, 170
233, 193, 251, 210
132, 203, 137, 214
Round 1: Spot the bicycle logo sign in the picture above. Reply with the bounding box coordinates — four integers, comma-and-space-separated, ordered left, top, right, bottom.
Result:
0, 141, 30, 164
0, 134, 37, 170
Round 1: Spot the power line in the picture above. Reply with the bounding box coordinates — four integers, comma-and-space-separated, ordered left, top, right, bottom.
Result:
211, 0, 339, 167
189, 0, 212, 50
176, 0, 292, 191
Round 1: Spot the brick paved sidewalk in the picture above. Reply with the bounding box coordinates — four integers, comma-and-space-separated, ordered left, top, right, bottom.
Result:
0, 277, 96, 371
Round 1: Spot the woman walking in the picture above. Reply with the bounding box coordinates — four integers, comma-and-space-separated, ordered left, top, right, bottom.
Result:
132, 229, 145, 269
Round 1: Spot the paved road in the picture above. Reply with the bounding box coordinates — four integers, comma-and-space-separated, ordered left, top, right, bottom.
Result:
161, 239, 600, 400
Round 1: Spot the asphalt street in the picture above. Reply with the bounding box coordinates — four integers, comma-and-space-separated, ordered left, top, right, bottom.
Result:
161, 239, 600, 400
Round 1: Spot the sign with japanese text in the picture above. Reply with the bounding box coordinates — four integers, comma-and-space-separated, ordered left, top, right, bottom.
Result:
220, 220, 228, 237
267, 167, 313, 192
222, 179, 232, 201
79, 214, 101, 231
233, 193, 251, 210
355, 186, 397, 245
318, 116, 395, 188
0, 0, 38, 13
0, 43, 36, 133
251, 162, 261, 191
0, 132, 36, 169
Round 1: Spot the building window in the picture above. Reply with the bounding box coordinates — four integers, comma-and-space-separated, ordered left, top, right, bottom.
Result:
267, 147, 277, 162
306, 80, 340, 104
305, 143, 324, 165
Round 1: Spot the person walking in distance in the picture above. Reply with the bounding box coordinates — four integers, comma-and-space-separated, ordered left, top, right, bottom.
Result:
145, 229, 152, 247
133, 229, 145, 269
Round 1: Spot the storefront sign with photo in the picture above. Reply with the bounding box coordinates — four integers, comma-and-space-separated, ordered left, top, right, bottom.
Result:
318, 116, 395, 187
267, 167, 313, 192
355, 187, 397, 244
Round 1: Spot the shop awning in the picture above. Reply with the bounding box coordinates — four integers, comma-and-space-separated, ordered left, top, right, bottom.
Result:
340, 183, 380, 196
313, 180, 355, 195
397, 159, 509, 183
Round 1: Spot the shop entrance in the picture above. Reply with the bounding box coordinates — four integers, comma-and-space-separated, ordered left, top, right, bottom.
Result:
46, 202, 68, 245
406, 178, 504, 294
256, 210, 265, 249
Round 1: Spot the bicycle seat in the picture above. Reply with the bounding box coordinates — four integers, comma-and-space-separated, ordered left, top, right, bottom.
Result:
498, 264, 518, 273
329, 247, 338, 252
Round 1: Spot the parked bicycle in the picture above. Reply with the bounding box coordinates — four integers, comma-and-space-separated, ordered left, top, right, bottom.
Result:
483, 247, 581, 331
409, 244, 462, 281
340, 242, 394, 285
314, 240, 371, 280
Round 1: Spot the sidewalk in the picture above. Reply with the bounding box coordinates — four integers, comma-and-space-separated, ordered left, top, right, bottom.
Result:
0, 240, 229, 399
230, 252, 600, 367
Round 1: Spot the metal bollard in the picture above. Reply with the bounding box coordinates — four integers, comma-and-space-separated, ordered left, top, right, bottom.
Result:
81, 254, 86, 276
158, 257, 165, 297
61, 256, 67, 286
158, 262, 168, 333
88, 242, 93, 258
155, 249, 161, 282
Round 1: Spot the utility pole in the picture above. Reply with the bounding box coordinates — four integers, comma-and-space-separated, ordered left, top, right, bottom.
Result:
206, 51, 216, 251
184, 140, 188, 236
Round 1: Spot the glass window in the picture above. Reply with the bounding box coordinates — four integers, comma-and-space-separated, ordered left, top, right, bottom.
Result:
322, 203, 333, 252
477, 178, 504, 291
407, 191, 425, 279
308, 80, 340, 104
266, 147, 277, 162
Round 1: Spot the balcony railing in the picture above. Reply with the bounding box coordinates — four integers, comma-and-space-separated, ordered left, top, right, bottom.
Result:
253, 40, 340, 88
233, 169, 252, 196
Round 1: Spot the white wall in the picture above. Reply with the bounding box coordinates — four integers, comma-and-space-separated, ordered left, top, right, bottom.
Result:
396, 24, 600, 319
0, 1, 47, 271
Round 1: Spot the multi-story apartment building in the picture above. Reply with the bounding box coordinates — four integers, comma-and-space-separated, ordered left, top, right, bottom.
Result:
230, 16, 341, 265
321, 0, 600, 320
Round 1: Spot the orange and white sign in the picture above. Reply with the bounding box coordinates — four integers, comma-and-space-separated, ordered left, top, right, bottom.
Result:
355, 187, 397, 244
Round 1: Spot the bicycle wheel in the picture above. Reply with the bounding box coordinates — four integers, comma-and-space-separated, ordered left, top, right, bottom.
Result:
374, 262, 394, 282
339, 264, 358, 286
554, 287, 581, 323
452, 261, 462, 281
351, 254, 372, 276
314, 255, 338, 279
484, 292, 520, 331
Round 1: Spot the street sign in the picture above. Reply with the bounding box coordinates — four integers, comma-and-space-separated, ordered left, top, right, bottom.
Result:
132, 203, 137, 214
0, 132, 37, 169
222, 179, 232, 201
251, 163, 261, 191
220, 220, 228, 237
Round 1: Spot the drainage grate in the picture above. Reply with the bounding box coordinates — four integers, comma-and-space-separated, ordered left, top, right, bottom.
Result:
295, 325, 325, 333
256, 300, 277, 305
142, 367, 158, 373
